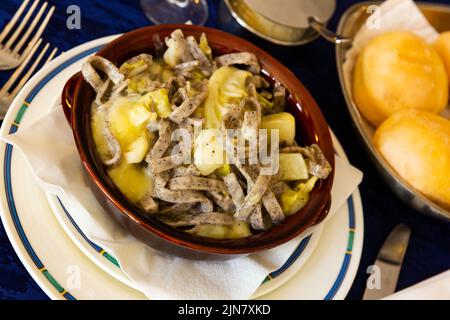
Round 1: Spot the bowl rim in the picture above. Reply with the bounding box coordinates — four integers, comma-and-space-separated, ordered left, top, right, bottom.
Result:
68, 24, 335, 254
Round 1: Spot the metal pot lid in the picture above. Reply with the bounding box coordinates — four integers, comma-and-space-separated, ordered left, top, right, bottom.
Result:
244, 0, 336, 29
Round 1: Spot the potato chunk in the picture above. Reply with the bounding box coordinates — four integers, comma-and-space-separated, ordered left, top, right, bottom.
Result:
260, 112, 296, 145
279, 153, 308, 181
194, 129, 226, 176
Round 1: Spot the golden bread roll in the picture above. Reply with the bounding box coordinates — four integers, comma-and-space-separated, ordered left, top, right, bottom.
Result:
354, 31, 448, 127
373, 110, 450, 209
434, 31, 450, 81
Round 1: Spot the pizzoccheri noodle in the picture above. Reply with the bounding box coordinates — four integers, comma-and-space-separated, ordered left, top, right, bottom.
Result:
82, 29, 332, 239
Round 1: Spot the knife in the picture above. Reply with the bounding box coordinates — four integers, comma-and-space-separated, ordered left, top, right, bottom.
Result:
363, 224, 411, 300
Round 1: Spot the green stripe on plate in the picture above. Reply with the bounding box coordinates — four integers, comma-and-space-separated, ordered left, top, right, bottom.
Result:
42, 269, 65, 293
346, 230, 354, 252
103, 252, 120, 267
14, 104, 28, 124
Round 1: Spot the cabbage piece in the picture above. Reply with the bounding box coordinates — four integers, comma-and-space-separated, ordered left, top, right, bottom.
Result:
162, 69, 174, 82
127, 60, 163, 92
191, 70, 206, 83
127, 74, 158, 94
204, 66, 251, 128
120, 59, 146, 76
199, 33, 212, 60
280, 176, 318, 215
216, 164, 231, 177
119, 54, 152, 78
140, 88, 171, 118
148, 61, 163, 78
194, 105, 205, 117
257, 92, 273, 109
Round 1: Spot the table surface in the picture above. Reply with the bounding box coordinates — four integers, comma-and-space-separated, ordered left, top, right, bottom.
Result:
0, 0, 449, 300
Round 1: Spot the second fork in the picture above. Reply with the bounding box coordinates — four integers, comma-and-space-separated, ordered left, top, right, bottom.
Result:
0, 0, 55, 70
0, 39, 58, 118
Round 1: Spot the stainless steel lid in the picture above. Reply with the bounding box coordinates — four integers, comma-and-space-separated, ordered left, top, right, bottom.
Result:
223, 0, 348, 46
244, 0, 336, 28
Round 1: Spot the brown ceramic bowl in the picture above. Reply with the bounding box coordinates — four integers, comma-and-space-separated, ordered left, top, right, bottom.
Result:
61, 24, 335, 259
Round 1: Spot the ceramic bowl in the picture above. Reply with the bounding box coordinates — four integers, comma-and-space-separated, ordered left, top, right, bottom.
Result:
62, 24, 335, 259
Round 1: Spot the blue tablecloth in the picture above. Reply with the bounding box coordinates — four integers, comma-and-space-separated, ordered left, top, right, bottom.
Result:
0, 0, 449, 300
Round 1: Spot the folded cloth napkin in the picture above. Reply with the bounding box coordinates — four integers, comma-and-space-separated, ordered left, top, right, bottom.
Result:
2, 105, 362, 299
384, 270, 450, 300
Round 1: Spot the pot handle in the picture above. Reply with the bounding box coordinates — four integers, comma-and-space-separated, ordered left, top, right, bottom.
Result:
308, 17, 351, 45
61, 72, 82, 126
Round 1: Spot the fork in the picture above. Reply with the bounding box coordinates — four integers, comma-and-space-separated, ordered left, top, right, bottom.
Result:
0, 0, 55, 70
0, 38, 58, 118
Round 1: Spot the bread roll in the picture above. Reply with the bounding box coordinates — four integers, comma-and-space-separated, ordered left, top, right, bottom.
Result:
354, 31, 448, 127
373, 110, 450, 209
434, 31, 450, 81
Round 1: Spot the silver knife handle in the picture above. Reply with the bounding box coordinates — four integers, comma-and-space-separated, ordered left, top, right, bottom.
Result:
363, 224, 411, 300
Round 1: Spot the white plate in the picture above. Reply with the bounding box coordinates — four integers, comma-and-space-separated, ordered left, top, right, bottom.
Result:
46, 192, 323, 298
0, 35, 364, 300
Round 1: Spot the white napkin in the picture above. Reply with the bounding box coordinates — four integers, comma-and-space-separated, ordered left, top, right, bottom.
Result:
343, 0, 439, 95
384, 270, 450, 300
2, 105, 362, 299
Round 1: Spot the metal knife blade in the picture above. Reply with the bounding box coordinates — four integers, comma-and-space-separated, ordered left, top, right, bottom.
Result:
363, 224, 411, 300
